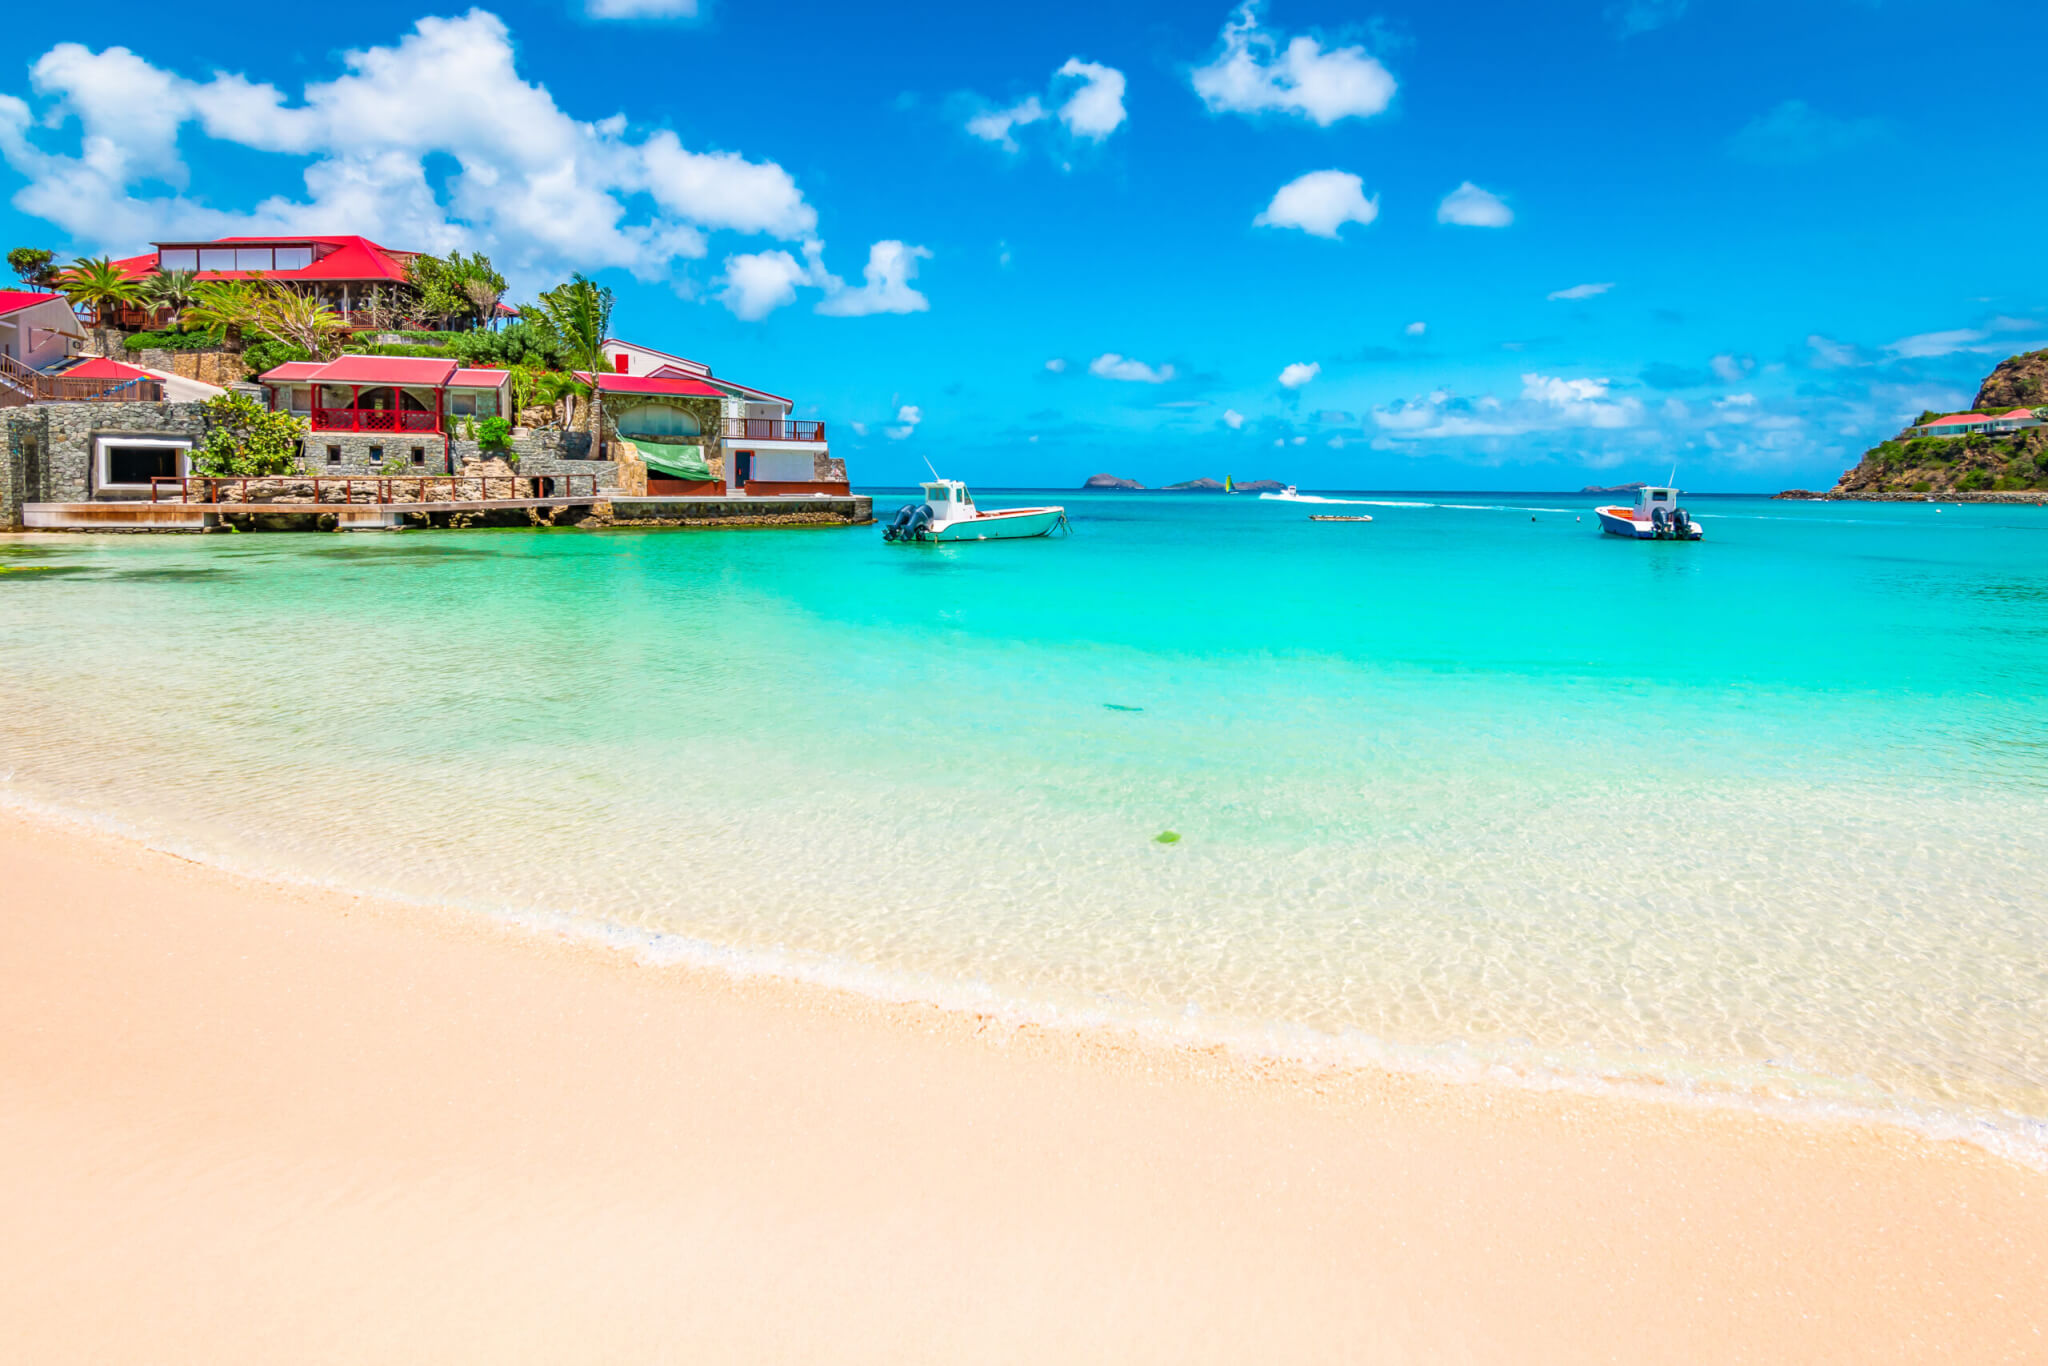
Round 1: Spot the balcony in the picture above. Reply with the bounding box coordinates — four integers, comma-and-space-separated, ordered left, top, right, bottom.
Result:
311, 407, 441, 433
0, 354, 162, 403
724, 418, 825, 443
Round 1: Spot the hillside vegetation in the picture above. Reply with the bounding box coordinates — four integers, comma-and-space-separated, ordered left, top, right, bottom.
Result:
1827, 350, 2048, 493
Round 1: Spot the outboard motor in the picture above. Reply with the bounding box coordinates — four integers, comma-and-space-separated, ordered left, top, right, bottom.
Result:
1650, 504, 1670, 538
884, 502, 933, 542
1671, 506, 1692, 537
884, 503, 917, 541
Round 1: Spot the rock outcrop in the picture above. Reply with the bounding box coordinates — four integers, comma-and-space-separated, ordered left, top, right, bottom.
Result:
1082, 473, 1144, 489
1582, 482, 1646, 494
1973, 349, 2048, 412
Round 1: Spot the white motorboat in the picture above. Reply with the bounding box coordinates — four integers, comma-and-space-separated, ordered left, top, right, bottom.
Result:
1594, 485, 1703, 540
1258, 485, 1303, 501
883, 479, 1068, 542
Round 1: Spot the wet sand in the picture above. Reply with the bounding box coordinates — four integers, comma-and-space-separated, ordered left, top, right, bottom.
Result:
2, 807, 2042, 1362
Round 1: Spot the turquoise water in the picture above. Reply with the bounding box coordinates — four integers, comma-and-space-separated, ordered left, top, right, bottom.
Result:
4, 490, 2047, 1159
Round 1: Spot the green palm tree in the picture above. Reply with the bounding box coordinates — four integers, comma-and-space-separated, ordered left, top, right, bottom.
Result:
182, 281, 266, 349
533, 276, 615, 453
143, 269, 203, 326
55, 256, 143, 327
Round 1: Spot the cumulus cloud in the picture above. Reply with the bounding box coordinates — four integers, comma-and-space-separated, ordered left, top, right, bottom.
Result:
1710, 353, 1755, 383
719, 249, 810, 321
1090, 353, 1175, 383
966, 58, 1126, 155
1370, 373, 1642, 442
0, 13, 918, 315
815, 240, 932, 317
1404, 321, 1427, 337
1222, 408, 1246, 428
887, 404, 922, 440
1044, 357, 1068, 373
1436, 181, 1513, 227
586, 0, 697, 16
1807, 335, 1862, 368
1728, 100, 1884, 165
1191, 1, 1397, 126
1253, 169, 1377, 238
1278, 361, 1320, 388
966, 96, 1047, 152
1547, 282, 1614, 301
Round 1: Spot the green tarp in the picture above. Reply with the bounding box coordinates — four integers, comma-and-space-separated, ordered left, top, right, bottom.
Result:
632, 440, 712, 481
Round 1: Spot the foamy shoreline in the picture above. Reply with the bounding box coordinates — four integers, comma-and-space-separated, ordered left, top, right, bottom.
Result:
3, 803, 2044, 1360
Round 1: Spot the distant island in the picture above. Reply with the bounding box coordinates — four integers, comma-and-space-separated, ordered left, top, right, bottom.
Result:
1581, 482, 1646, 494
1080, 475, 1289, 492
1783, 350, 2048, 499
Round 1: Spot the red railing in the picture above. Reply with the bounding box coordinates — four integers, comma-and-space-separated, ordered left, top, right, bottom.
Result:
149, 473, 603, 505
723, 418, 825, 443
310, 407, 440, 432
0, 353, 162, 403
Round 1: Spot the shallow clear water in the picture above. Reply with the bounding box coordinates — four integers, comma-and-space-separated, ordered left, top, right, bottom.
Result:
5, 491, 2047, 1158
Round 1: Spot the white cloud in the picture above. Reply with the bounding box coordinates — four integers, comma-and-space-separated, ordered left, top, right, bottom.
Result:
966, 58, 1126, 155
1191, 1, 1397, 127
1727, 100, 1883, 165
850, 421, 868, 436
1547, 282, 1614, 301
1044, 357, 1068, 373
0, 13, 919, 311
1370, 373, 1643, 442
1278, 361, 1320, 388
1290, 434, 1306, 445
815, 240, 932, 317
887, 404, 922, 440
966, 96, 1047, 152
1436, 181, 1513, 228
1090, 353, 1175, 383
586, 0, 698, 16
1886, 328, 1988, 359
1710, 353, 1755, 383
1054, 59, 1127, 140
719, 249, 809, 321
1222, 408, 1245, 428
1806, 335, 1860, 368
1404, 321, 1427, 337
1253, 169, 1377, 238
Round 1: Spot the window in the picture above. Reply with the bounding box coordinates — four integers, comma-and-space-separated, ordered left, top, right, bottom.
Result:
199, 247, 237, 271
235, 247, 272, 271
94, 437, 190, 490
410, 447, 426, 465
367, 445, 385, 463
287, 387, 311, 414
157, 248, 198, 272
272, 246, 312, 271
449, 392, 475, 417
326, 446, 341, 464
474, 392, 498, 417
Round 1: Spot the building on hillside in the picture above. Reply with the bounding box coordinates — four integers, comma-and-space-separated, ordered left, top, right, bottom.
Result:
1911, 408, 2044, 438
0, 290, 85, 377
258, 356, 513, 472
584, 336, 844, 497
107, 236, 421, 329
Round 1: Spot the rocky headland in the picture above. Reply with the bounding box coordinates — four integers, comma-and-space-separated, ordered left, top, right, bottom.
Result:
1581, 482, 1646, 494
1081, 473, 1144, 490
1787, 349, 2048, 498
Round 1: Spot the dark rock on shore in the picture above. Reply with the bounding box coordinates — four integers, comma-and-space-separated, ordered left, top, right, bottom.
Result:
1082, 473, 1145, 490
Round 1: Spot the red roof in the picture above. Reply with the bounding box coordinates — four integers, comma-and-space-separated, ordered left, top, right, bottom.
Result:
111, 236, 413, 284
577, 371, 727, 397
258, 355, 457, 386
449, 367, 512, 387
1998, 408, 2038, 419
63, 356, 151, 380
0, 289, 67, 318
1921, 413, 1988, 427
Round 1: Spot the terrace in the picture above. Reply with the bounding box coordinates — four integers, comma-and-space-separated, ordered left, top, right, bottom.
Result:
0, 353, 162, 403
725, 417, 826, 443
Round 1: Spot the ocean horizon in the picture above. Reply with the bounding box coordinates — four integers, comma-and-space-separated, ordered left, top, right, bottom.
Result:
5, 488, 2045, 1163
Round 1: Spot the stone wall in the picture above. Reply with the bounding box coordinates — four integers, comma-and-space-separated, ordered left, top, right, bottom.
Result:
133, 348, 248, 388
304, 430, 449, 477
1, 400, 211, 511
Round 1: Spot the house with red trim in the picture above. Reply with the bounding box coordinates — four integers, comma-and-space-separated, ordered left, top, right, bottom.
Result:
107, 236, 422, 329
257, 355, 513, 472
1910, 408, 2044, 438
0, 290, 85, 396
585, 336, 844, 496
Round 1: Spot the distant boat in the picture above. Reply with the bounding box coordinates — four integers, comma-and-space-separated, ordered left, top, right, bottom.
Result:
882, 479, 1068, 543
1308, 514, 1372, 522
1257, 485, 1303, 501
1224, 473, 1234, 494
1594, 485, 1703, 540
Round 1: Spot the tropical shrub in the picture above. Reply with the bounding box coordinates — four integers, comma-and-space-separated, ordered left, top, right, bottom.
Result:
182, 280, 266, 347
477, 416, 511, 448
407, 250, 506, 329
192, 391, 309, 477
240, 339, 312, 378
125, 328, 240, 352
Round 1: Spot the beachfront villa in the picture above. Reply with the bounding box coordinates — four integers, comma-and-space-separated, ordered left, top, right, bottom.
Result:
0, 290, 85, 374
104, 236, 427, 330
257, 355, 513, 472
1909, 408, 2045, 438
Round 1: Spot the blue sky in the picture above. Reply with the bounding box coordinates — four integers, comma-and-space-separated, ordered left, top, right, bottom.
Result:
3, 0, 2041, 490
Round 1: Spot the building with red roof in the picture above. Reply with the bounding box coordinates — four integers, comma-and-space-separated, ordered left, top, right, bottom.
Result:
103, 236, 421, 330
257, 354, 512, 450
1910, 408, 2044, 438
0, 290, 85, 384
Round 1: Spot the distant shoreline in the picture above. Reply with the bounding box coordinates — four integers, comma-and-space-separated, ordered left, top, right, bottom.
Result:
1775, 489, 2048, 504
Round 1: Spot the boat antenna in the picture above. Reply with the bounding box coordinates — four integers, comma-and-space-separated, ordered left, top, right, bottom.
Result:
923, 455, 942, 482
1667, 463, 1678, 486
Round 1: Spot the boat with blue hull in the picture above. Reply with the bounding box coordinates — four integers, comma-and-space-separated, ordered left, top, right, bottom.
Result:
883, 480, 1068, 543
1595, 485, 1703, 540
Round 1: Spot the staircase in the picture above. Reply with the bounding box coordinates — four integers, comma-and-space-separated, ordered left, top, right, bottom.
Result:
0, 353, 162, 404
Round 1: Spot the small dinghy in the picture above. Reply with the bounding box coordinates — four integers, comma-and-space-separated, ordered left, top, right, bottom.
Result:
1308, 514, 1373, 522
1594, 485, 1702, 540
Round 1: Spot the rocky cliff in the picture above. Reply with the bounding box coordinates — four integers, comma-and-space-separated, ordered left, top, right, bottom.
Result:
1082, 473, 1144, 489
1973, 349, 2048, 411
1811, 352, 2048, 496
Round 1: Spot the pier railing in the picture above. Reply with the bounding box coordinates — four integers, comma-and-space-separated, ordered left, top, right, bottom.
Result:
148, 472, 604, 505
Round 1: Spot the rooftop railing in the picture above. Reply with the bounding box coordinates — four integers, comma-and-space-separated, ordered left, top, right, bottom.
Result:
723, 418, 825, 443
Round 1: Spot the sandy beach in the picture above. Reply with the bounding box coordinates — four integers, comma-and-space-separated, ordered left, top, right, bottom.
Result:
1, 806, 2043, 1363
